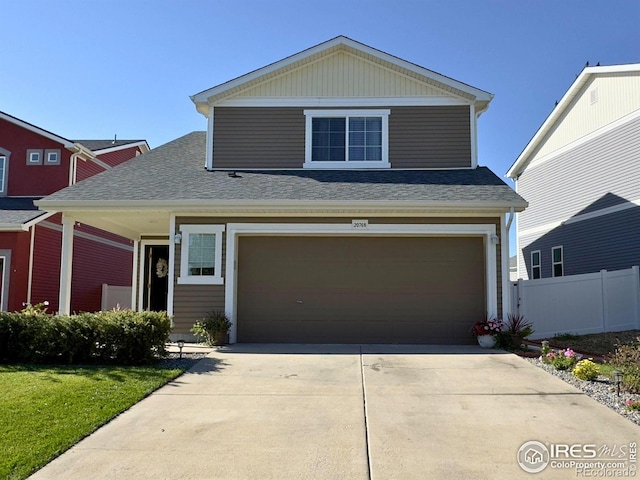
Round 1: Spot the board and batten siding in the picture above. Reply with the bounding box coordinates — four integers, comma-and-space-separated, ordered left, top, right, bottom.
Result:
517, 114, 640, 279
212, 106, 472, 169
171, 216, 501, 334
228, 50, 453, 99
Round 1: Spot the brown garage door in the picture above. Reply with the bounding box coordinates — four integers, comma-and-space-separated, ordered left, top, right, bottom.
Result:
237, 236, 485, 344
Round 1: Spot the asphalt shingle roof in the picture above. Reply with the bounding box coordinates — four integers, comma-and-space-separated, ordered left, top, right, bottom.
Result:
0, 197, 44, 226
74, 140, 146, 151
41, 131, 526, 207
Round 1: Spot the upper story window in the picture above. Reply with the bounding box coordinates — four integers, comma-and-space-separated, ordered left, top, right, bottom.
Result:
304, 109, 390, 169
0, 155, 6, 193
530, 250, 541, 279
552, 246, 563, 277
27, 149, 42, 165
177, 224, 225, 285
45, 149, 61, 165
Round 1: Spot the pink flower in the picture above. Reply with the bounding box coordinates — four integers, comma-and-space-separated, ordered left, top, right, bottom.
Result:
564, 349, 575, 357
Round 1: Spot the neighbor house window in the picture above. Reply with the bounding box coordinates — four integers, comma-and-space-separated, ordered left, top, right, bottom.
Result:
44, 149, 61, 165
552, 246, 563, 277
27, 149, 42, 165
177, 224, 225, 285
531, 250, 541, 279
304, 109, 390, 169
0, 156, 6, 193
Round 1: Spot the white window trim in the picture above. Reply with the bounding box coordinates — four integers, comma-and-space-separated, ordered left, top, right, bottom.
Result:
0, 156, 6, 193
46, 152, 58, 163
177, 224, 225, 285
552, 246, 564, 277
531, 250, 541, 279
44, 149, 60, 165
303, 109, 390, 169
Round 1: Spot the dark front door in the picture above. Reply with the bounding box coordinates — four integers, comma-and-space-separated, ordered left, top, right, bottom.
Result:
143, 245, 169, 311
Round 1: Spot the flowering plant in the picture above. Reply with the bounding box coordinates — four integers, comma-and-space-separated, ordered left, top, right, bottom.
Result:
625, 399, 640, 411
470, 317, 503, 337
542, 347, 579, 370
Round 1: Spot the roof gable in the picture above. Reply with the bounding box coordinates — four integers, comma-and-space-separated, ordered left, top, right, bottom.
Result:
507, 63, 640, 178
191, 36, 493, 115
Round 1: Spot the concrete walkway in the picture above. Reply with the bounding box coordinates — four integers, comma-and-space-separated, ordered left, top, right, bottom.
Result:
30, 345, 639, 479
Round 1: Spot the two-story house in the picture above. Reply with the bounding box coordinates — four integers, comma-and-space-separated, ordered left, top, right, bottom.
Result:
37, 36, 526, 344
0, 111, 149, 312
507, 63, 640, 280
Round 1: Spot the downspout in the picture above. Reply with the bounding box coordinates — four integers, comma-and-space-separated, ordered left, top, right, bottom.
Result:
68, 153, 78, 186
26, 224, 36, 304
506, 207, 515, 231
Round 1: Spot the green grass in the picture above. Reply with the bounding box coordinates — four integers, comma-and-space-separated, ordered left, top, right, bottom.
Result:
0, 364, 187, 480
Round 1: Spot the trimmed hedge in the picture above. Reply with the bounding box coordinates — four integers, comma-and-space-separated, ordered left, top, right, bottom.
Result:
0, 310, 171, 365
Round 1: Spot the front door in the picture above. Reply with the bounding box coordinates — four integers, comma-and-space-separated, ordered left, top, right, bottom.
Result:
143, 245, 169, 311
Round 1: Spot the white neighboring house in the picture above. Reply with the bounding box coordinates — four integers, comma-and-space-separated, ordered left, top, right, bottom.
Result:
507, 63, 640, 280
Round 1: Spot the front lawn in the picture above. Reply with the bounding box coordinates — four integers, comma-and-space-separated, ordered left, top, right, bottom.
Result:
0, 364, 187, 480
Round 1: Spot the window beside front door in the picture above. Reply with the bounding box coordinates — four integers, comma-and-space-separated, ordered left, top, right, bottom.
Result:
178, 224, 225, 285
303, 109, 390, 169
531, 250, 541, 279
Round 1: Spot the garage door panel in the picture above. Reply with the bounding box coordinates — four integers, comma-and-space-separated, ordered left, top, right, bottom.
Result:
237, 236, 485, 344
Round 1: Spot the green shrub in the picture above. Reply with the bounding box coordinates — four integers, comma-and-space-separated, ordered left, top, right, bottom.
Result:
0, 310, 171, 365
573, 359, 599, 381
609, 338, 640, 393
191, 310, 231, 346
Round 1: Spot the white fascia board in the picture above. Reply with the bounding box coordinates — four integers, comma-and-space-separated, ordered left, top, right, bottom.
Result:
34, 199, 527, 214
90, 141, 150, 155
0, 111, 74, 148
0, 211, 56, 231
218, 97, 470, 107
191, 36, 493, 114
506, 63, 640, 179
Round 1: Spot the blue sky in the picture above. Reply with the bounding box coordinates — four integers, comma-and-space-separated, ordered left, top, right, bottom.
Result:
2, 1, 638, 188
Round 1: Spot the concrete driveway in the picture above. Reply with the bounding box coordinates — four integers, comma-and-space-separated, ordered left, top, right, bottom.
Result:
30, 345, 639, 479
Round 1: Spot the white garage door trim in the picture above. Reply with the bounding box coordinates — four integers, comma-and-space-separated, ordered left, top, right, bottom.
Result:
225, 222, 497, 343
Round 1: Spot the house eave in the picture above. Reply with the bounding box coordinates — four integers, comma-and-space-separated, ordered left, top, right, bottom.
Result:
506, 62, 640, 179
36, 198, 527, 214
191, 36, 493, 116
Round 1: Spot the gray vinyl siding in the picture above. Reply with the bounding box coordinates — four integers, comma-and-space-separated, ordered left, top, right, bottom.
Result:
171, 216, 501, 334
212, 106, 472, 169
517, 114, 640, 278
389, 106, 471, 168
520, 206, 640, 279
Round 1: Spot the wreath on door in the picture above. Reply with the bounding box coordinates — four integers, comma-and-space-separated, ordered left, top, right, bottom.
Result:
156, 258, 169, 278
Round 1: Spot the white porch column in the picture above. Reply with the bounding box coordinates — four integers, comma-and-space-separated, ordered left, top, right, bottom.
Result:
58, 215, 75, 315
131, 240, 139, 310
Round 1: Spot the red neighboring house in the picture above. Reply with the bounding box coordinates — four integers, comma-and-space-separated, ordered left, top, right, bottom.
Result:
0, 111, 149, 312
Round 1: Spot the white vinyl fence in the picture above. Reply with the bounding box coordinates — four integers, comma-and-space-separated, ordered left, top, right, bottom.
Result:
101, 284, 132, 311
511, 266, 640, 339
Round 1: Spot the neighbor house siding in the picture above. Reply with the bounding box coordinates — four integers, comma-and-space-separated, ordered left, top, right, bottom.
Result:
76, 159, 106, 182
171, 216, 501, 334
212, 106, 472, 169
517, 111, 640, 279
96, 145, 143, 168
534, 74, 640, 160
0, 118, 71, 196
